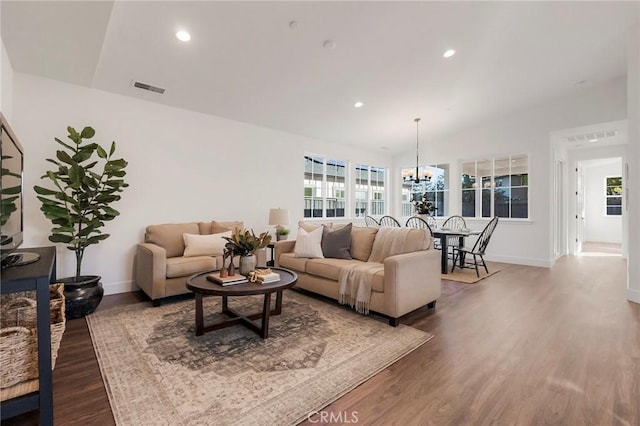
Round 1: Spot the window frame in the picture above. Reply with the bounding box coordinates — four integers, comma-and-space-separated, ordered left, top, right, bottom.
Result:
604, 175, 622, 216
460, 155, 530, 220
400, 164, 450, 217
304, 155, 388, 220
354, 164, 386, 218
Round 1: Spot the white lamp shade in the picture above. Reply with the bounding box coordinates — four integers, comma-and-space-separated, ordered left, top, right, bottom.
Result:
268, 208, 290, 226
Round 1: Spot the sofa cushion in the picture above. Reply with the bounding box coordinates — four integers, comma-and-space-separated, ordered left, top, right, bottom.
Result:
371, 269, 384, 293
183, 231, 231, 257
146, 222, 200, 258
350, 226, 379, 261
211, 220, 244, 234
369, 228, 430, 263
166, 256, 217, 278
298, 221, 331, 232
294, 226, 324, 259
279, 253, 309, 272
321, 223, 352, 259
306, 258, 364, 281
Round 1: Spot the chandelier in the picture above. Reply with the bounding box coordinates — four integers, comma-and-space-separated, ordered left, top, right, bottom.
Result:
402, 118, 432, 184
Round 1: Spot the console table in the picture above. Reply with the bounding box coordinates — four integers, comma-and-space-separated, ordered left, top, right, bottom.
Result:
1, 246, 57, 425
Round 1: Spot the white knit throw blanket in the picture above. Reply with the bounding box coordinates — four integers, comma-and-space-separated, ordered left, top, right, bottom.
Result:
338, 228, 414, 314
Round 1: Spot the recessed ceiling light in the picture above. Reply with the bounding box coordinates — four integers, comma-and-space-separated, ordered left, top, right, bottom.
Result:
443, 49, 455, 58
354, 101, 363, 108
323, 39, 336, 49
176, 31, 191, 42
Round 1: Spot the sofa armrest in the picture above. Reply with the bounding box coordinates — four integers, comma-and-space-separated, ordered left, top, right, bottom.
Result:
135, 243, 168, 301
382, 249, 441, 318
274, 240, 296, 267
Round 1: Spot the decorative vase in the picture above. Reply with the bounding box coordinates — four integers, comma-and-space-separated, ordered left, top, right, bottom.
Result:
239, 254, 257, 276
60, 275, 104, 319
276, 234, 288, 241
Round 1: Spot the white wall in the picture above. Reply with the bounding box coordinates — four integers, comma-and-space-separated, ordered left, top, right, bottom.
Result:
583, 160, 622, 243
392, 77, 627, 267
12, 73, 392, 294
627, 23, 640, 304
1, 37, 14, 120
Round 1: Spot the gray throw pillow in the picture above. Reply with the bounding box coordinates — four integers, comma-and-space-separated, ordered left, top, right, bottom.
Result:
321, 223, 353, 259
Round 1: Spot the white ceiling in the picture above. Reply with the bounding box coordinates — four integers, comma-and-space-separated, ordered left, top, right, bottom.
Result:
2, 1, 638, 153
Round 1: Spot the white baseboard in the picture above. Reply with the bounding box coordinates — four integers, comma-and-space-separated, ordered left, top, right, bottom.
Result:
103, 280, 138, 295
627, 287, 640, 304
484, 254, 553, 268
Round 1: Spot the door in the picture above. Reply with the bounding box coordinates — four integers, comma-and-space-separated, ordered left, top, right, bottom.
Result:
576, 165, 585, 253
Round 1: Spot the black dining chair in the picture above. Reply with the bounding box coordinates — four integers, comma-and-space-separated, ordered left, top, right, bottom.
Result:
451, 217, 499, 277
441, 215, 467, 256
364, 216, 379, 227
405, 215, 438, 244
378, 215, 401, 227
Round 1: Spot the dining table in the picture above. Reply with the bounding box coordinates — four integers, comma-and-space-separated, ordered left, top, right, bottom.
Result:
432, 228, 481, 274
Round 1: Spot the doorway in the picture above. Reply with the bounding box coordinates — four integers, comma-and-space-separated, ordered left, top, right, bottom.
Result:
576, 157, 623, 257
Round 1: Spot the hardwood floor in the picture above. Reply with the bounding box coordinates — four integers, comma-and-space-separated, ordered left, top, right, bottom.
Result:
3, 255, 638, 425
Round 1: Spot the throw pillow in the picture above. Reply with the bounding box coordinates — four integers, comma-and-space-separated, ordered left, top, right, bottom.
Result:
321, 223, 352, 259
183, 231, 231, 257
298, 220, 332, 233
294, 226, 325, 259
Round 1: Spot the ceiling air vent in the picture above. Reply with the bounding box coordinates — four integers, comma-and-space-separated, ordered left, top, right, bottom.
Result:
133, 81, 165, 94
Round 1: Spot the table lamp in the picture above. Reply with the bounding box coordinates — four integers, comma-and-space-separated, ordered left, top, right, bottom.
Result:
268, 208, 290, 240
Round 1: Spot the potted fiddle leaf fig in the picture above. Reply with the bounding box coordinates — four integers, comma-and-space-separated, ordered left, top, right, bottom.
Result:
34, 126, 129, 318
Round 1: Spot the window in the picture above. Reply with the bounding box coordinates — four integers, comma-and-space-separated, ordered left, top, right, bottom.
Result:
355, 164, 386, 217
304, 156, 346, 218
605, 176, 622, 216
461, 155, 529, 219
401, 165, 449, 217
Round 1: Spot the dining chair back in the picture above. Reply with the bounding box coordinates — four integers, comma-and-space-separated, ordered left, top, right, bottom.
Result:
364, 216, 379, 227
442, 215, 466, 230
451, 217, 499, 277
405, 216, 434, 236
378, 215, 401, 227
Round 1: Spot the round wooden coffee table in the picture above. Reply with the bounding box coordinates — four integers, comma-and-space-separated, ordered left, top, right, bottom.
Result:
186, 267, 297, 339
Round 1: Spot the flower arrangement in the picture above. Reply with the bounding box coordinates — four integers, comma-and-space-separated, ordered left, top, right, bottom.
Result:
413, 192, 436, 215
222, 228, 272, 256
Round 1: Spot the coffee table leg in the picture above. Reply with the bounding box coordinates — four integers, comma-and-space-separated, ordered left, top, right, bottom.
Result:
274, 290, 283, 315
195, 293, 204, 336
261, 293, 272, 339
221, 295, 229, 314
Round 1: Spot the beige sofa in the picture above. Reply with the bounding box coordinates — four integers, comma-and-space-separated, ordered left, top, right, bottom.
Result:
134, 220, 245, 306
275, 225, 441, 326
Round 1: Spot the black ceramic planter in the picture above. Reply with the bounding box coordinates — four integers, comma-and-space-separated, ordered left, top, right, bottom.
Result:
60, 275, 104, 319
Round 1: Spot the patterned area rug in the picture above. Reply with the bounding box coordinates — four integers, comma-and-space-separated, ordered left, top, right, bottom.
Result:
86, 290, 432, 425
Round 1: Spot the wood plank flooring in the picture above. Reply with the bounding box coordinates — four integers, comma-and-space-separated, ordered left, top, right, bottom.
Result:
3, 254, 638, 425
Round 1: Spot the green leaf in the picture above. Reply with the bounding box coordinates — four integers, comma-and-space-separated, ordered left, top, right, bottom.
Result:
96, 145, 107, 159
49, 234, 73, 243
54, 137, 75, 151
1, 185, 21, 195
80, 127, 95, 139
72, 148, 94, 163
56, 150, 74, 165
109, 141, 116, 156
67, 127, 81, 144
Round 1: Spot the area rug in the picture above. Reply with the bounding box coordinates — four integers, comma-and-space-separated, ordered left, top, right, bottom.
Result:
441, 267, 499, 284
86, 290, 432, 426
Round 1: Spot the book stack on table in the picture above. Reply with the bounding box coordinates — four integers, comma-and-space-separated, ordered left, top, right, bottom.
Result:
206, 272, 248, 286
256, 272, 280, 284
